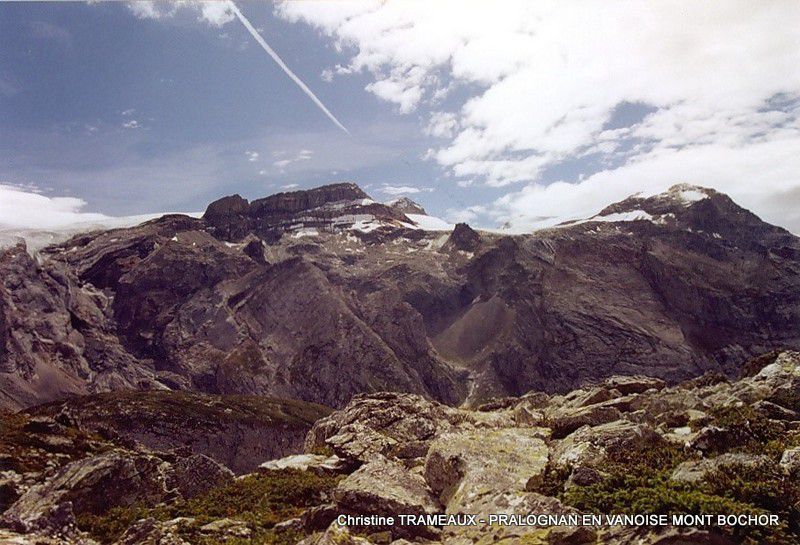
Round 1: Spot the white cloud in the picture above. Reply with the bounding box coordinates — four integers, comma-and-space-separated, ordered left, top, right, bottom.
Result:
245, 150, 259, 162
199, 1, 235, 27
276, 1, 800, 232
126, 1, 232, 26
122, 119, 140, 129
488, 136, 800, 233
271, 149, 313, 170
127, 1, 176, 20
425, 112, 458, 139
281, 183, 299, 190
377, 185, 432, 196
121, 108, 135, 116
0, 184, 110, 230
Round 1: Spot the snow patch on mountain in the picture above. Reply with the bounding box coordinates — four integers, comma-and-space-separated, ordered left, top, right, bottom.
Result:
405, 214, 453, 231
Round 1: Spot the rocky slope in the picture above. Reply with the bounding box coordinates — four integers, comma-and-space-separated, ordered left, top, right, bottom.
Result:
1, 182, 799, 410
1, 351, 797, 545
28, 391, 330, 474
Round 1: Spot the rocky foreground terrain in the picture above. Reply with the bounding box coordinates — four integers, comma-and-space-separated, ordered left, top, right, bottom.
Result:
1, 182, 799, 410
0, 350, 798, 545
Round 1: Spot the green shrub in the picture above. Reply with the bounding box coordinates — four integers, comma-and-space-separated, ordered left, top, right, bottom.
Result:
77, 469, 341, 544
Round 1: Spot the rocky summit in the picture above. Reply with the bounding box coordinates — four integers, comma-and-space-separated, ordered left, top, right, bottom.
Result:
1, 182, 799, 412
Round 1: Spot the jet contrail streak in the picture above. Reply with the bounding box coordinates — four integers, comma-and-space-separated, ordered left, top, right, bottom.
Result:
229, 2, 349, 134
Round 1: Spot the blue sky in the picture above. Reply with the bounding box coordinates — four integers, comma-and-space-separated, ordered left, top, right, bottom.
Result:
2, 2, 800, 232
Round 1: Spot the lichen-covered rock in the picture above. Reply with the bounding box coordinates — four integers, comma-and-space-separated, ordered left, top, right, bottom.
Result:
439, 492, 578, 545
780, 446, 800, 477
333, 457, 440, 537
167, 454, 233, 499
0, 528, 96, 545
602, 526, 734, 545
548, 405, 623, 439
671, 453, 769, 483
113, 518, 191, 545
199, 518, 251, 539
2, 451, 171, 533
602, 376, 666, 395
424, 428, 548, 512
305, 393, 468, 464
550, 420, 663, 469
298, 523, 375, 545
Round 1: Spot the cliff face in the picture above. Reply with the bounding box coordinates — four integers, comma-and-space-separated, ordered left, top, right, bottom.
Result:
1, 183, 799, 411
203, 182, 410, 242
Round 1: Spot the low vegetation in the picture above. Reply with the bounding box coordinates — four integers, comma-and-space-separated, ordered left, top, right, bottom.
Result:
0, 411, 109, 473
77, 468, 341, 545
552, 440, 800, 545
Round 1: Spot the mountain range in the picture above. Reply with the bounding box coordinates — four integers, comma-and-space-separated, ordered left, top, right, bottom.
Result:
1, 182, 798, 411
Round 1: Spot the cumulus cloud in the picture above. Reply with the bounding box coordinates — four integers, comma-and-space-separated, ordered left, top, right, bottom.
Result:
122, 119, 140, 129
245, 150, 260, 162
126, 1, 232, 26
0, 184, 109, 230
276, 1, 800, 232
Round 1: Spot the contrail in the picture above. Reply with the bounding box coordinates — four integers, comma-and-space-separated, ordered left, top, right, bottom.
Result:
228, 2, 349, 134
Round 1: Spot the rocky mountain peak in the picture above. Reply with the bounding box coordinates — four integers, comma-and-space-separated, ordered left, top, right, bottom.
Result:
247, 182, 370, 217
386, 196, 427, 216
203, 182, 411, 242
595, 183, 715, 219
444, 222, 481, 252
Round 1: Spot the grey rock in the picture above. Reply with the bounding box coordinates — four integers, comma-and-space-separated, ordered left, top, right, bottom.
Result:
671, 453, 769, 483
333, 457, 440, 538
780, 446, 800, 477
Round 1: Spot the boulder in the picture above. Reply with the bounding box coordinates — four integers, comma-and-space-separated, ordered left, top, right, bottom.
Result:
0, 528, 92, 545
687, 426, 736, 454
551, 420, 663, 469
548, 406, 623, 439
305, 393, 467, 464
602, 376, 666, 395
424, 428, 548, 512
438, 491, 578, 545
333, 457, 440, 538
780, 446, 800, 477
199, 518, 251, 539
565, 466, 605, 489
671, 453, 769, 483
114, 517, 192, 545
752, 400, 799, 421
2, 451, 171, 533
298, 523, 374, 545
167, 454, 234, 499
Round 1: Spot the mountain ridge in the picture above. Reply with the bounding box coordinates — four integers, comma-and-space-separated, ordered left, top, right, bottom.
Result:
1, 182, 798, 411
